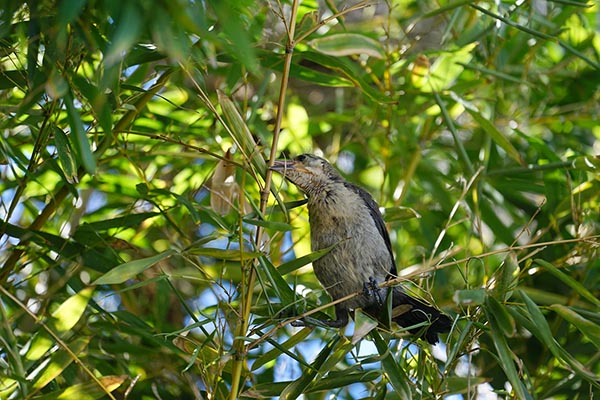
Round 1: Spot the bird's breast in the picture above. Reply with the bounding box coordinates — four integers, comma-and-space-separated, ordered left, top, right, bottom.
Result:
307, 200, 392, 309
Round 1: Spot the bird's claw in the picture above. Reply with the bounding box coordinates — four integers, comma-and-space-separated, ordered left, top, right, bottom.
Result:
363, 277, 384, 306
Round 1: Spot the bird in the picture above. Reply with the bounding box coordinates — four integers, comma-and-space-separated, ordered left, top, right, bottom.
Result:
270, 153, 452, 344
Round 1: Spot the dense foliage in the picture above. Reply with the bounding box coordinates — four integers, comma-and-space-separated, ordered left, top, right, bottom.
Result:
1, 0, 599, 398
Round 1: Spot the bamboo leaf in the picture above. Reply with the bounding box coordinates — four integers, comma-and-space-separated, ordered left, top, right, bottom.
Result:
485, 295, 515, 337
277, 243, 338, 275
309, 33, 385, 59
371, 330, 412, 399
53, 125, 78, 183
549, 304, 600, 350
252, 328, 312, 371
465, 107, 525, 166
31, 336, 91, 390
64, 92, 96, 174
31, 375, 127, 400
52, 287, 94, 331
280, 336, 340, 399
92, 250, 176, 285
534, 259, 600, 307
486, 307, 532, 400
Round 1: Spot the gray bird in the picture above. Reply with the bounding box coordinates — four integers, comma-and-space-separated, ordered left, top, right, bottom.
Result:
271, 154, 452, 344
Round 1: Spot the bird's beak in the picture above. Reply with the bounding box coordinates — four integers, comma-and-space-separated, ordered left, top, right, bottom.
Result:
269, 159, 297, 173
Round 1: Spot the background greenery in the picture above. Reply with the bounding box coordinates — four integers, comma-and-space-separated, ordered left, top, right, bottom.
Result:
1, 0, 599, 398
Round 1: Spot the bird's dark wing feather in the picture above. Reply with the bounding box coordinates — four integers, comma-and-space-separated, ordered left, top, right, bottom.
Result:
345, 183, 397, 277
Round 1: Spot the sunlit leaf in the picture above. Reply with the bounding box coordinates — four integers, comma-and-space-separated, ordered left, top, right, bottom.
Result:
52, 287, 94, 331
277, 243, 338, 275
92, 250, 177, 285
309, 33, 385, 59
53, 125, 79, 183
31, 375, 127, 400
31, 336, 91, 390
465, 107, 525, 166
418, 43, 477, 92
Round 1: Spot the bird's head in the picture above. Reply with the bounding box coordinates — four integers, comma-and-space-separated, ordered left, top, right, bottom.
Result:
270, 154, 343, 197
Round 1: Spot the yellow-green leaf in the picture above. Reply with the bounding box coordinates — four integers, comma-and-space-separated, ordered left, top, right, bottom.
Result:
309, 33, 385, 59
31, 375, 127, 400
92, 249, 176, 285
52, 287, 94, 331
32, 336, 91, 390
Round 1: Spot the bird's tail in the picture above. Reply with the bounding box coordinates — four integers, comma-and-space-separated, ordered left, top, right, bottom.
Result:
388, 288, 452, 344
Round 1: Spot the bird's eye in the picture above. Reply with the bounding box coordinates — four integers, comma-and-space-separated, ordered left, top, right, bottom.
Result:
296, 154, 307, 162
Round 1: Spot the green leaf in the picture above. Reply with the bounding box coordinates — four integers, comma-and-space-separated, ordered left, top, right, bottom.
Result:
64, 92, 96, 174
32, 336, 91, 390
382, 206, 420, 222
418, 43, 476, 92
104, 3, 141, 67
277, 243, 338, 275
256, 256, 297, 306
92, 250, 176, 285
515, 291, 600, 384
371, 330, 412, 399
280, 336, 340, 399
206, 0, 258, 73
486, 307, 532, 400
52, 287, 94, 331
300, 50, 390, 103
31, 375, 127, 400
76, 212, 160, 232
309, 370, 382, 391
485, 295, 515, 337
252, 328, 312, 371
0, 70, 27, 90
309, 33, 385, 59
534, 259, 600, 307
53, 125, 78, 183
25, 288, 94, 361
25, 334, 54, 361
351, 310, 378, 345
465, 107, 525, 166
453, 289, 486, 305
188, 247, 261, 260
549, 304, 600, 350
242, 218, 293, 231
494, 252, 520, 301
218, 91, 266, 176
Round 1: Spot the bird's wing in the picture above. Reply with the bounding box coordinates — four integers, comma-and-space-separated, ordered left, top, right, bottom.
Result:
345, 183, 397, 277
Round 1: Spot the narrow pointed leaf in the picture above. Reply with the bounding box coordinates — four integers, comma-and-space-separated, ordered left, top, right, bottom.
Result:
64, 92, 96, 174
310, 33, 385, 59
252, 328, 312, 371
32, 336, 91, 390
52, 287, 94, 331
486, 308, 532, 400
535, 259, 600, 307
549, 304, 600, 350
280, 336, 340, 399
278, 243, 338, 275
465, 107, 524, 166
371, 330, 412, 399
93, 249, 176, 285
